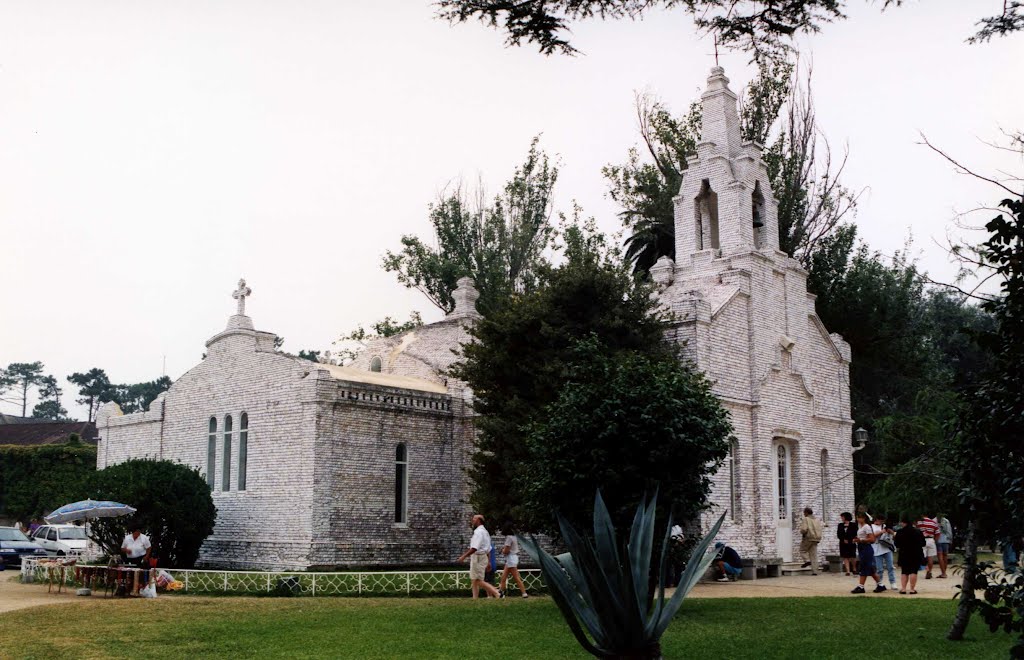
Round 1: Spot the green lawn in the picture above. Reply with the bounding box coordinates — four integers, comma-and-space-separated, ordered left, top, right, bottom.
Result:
0, 596, 1009, 659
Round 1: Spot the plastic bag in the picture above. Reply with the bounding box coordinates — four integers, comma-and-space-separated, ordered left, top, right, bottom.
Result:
156, 570, 174, 588
140, 582, 157, 598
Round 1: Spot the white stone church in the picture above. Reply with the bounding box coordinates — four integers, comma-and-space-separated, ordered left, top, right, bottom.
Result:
96, 67, 853, 569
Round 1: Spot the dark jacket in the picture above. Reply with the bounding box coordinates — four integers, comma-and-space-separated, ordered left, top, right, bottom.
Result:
895, 525, 926, 568
837, 522, 857, 544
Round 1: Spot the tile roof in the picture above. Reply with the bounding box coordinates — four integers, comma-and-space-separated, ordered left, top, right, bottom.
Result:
0, 419, 98, 446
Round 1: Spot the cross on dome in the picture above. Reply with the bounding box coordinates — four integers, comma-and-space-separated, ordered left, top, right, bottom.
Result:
232, 278, 252, 316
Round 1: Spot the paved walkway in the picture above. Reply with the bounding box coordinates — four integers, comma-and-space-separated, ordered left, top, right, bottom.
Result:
688, 568, 964, 599
2, 567, 965, 615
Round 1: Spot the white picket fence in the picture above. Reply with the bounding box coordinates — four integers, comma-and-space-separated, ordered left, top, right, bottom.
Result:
20, 558, 544, 597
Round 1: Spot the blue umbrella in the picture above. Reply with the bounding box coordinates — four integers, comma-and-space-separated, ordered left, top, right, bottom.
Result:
45, 499, 136, 524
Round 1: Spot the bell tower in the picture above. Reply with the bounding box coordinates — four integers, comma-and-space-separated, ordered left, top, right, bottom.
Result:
673, 67, 779, 265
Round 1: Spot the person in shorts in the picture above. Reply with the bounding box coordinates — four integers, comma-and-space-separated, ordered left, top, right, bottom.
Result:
457, 514, 502, 599
498, 524, 528, 598
915, 515, 940, 578
935, 513, 953, 578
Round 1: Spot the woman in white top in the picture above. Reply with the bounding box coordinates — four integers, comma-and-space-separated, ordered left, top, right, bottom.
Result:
499, 525, 529, 598
850, 512, 883, 594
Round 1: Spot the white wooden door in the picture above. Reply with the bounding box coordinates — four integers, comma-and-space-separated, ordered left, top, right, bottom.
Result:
774, 443, 793, 561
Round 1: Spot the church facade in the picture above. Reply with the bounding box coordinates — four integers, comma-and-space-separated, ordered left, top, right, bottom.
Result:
95, 67, 853, 569
650, 67, 854, 561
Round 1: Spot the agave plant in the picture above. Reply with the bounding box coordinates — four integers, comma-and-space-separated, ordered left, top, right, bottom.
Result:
520, 491, 726, 659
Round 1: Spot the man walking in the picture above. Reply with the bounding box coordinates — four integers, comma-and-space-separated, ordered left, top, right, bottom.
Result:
799, 507, 823, 575
873, 515, 897, 591
457, 514, 503, 599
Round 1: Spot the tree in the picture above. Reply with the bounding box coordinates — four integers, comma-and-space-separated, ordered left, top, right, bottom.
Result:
32, 375, 68, 421
86, 459, 217, 568
382, 138, 557, 316
67, 368, 112, 423
522, 335, 733, 534
1, 362, 46, 418
106, 376, 172, 414
436, 0, 1021, 59
297, 350, 322, 363
451, 220, 674, 530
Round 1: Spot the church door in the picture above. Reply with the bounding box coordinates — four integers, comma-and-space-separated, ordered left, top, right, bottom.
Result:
773, 443, 793, 561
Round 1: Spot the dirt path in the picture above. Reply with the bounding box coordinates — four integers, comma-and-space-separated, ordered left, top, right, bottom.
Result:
0, 573, 78, 614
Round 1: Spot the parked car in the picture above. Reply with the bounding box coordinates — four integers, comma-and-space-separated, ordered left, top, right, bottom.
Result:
0, 526, 47, 568
31, 524, 92, 557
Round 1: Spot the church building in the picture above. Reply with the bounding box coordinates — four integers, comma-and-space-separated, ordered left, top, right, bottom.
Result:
95, 67, 853, 569
650, 66, 854, 561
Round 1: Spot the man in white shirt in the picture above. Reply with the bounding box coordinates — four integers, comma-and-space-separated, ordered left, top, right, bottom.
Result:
457, 514, 502, 599
121, 525, 152, 568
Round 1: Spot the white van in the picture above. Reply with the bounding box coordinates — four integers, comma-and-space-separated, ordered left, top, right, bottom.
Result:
31, 524, 90, 557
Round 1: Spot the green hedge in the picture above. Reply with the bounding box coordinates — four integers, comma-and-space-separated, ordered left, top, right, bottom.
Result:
0, 440, 95, 523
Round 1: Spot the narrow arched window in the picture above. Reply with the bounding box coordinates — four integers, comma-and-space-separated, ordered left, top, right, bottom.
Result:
207, 417, 217, 490
777, 444, 788, 520
238, 413, 248, 491
820, 449, 829, 522
695, 179, 720, 251
394, 443, 408, 524
223, 414, 233, 492
728, 440, 739, 521
370, 356, 382, 373
752, 181, 766, 249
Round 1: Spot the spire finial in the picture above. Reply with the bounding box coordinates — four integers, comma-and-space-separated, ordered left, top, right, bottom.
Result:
232, 278, 252, 316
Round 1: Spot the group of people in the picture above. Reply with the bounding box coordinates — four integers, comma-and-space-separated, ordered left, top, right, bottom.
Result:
457, 514, 528, 600
837, 510, 953, 594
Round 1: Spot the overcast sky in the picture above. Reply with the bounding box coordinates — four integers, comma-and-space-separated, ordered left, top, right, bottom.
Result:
1, 1, 1021, 419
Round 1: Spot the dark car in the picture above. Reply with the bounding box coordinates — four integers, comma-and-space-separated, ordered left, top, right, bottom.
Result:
0, 526, 48, 568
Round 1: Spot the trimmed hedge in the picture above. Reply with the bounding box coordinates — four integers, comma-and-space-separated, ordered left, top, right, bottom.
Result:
0, 440, 96, 523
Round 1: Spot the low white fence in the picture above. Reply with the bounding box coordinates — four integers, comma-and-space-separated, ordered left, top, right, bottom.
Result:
20, 558, 544, 597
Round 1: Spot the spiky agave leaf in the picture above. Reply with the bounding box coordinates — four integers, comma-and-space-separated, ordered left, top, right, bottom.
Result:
520, 534, 610, 657
627, 488, 659, 616
555, 510, 633, 644
653, 512, 727, 638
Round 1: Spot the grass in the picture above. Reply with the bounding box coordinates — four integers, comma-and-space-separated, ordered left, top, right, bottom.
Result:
0, 596, 1011, 659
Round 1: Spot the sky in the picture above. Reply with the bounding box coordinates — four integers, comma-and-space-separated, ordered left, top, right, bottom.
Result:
1, 1, 1021, 420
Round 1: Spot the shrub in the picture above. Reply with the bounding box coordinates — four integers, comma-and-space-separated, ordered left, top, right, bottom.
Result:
86, 459, 216, 568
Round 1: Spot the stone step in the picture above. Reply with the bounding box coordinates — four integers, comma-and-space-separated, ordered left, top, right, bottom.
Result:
781, 562, 824, 576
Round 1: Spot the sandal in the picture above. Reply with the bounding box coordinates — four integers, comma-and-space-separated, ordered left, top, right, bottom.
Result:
910, 590, 918, 594
938, 574, 947, 578
899, 591, 907, 594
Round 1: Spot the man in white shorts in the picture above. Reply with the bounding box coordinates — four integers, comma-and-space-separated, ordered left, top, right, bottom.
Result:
457, 514, 503, 599
916, 515, 940, 578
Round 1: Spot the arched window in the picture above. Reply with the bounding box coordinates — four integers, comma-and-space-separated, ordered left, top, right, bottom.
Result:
728, 440, 739, 520
370, 356, 382, 373
207, 417, 217, 490
777, 444, 788, 520
695, 179, 720, 251
238, 413, 248, 491
820, 449, 829, 522
394, 443, 408, 524
222, 414, 233, 492
752, 181, 766, 249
